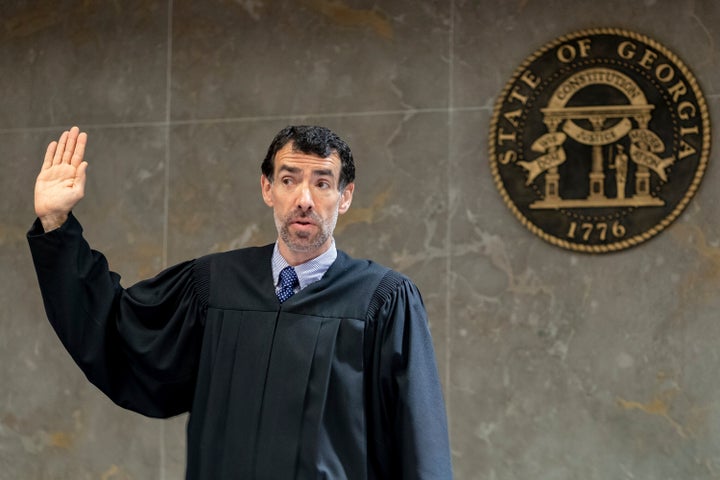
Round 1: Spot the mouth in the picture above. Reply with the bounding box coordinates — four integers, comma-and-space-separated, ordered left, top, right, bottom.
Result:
290, 218, 317, 231
290, 213, 318, 226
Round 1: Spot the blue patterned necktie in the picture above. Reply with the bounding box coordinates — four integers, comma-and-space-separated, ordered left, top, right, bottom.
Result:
277, 266, 299, 303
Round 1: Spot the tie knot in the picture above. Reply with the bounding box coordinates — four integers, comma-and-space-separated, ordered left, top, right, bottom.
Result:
277, 266, 299, 303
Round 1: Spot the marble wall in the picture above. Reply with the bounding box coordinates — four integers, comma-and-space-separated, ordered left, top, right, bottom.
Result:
1, 0, 719, 478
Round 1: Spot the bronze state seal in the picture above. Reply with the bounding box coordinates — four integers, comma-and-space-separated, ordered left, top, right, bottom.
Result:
489, 28, 710, 253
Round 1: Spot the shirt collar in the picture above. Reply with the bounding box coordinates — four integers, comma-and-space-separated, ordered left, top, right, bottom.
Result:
271, 240, 337, 291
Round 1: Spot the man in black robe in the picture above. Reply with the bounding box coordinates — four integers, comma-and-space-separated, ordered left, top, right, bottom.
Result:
28, 125, 453, 479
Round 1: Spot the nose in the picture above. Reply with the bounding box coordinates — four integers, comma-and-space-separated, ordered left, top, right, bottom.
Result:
296, 183, 314, 211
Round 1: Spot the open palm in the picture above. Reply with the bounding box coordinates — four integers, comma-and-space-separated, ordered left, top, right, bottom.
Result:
34, 126, 88, 231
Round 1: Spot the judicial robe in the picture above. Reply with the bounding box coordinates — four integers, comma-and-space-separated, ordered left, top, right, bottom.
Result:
27, 213, 453, 479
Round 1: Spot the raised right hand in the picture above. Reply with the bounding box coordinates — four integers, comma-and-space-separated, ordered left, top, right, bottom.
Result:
34, 126, 88, 232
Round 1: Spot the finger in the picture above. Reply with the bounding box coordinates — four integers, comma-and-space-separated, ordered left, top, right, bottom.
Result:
52, 130, 69, 165
43, 141, 58, 170
62, 126, 79, 165
70, 131, 87, 167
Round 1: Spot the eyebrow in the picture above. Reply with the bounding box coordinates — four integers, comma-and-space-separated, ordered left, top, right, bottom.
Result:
278, 165, 301, 175
278, 164, 335, 178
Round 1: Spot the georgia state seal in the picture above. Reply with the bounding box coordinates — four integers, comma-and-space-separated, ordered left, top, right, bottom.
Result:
489, 28, 710, 253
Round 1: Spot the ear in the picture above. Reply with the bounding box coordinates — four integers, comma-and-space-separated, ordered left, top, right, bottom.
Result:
260, 175, 274, 207
338, 183, 355, 214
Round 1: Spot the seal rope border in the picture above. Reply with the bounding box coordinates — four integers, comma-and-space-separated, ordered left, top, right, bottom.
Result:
488, 27, 711, 253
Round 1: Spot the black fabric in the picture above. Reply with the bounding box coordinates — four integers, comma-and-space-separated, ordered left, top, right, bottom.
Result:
28, 213, 453, 479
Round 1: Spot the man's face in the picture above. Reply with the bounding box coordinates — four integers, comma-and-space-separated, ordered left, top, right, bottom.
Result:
261, 142, 354, 264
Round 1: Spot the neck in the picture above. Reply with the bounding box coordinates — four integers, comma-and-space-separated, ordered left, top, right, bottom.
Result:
277, 239, 333, 266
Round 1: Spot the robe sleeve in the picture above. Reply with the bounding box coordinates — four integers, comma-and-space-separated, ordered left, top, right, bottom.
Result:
27, 213, 208, 418
368, 273, 453, 479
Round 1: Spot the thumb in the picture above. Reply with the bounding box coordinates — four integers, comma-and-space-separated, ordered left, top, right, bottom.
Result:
74, 161, 89, 194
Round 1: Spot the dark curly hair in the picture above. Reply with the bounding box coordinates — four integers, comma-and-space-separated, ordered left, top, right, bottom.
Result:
261, 125, 355, 190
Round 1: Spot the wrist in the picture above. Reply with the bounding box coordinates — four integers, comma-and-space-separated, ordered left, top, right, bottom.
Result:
39, 213, 69, 232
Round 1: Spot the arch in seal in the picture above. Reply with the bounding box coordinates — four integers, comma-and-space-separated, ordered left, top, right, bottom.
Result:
519, 67, 667, 208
